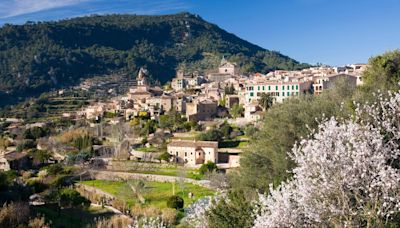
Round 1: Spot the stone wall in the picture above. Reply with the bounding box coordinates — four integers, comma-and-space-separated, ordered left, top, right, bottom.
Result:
88, 170, 211, 188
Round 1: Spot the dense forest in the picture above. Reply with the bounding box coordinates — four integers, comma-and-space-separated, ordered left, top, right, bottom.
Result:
0, 12, 308, 106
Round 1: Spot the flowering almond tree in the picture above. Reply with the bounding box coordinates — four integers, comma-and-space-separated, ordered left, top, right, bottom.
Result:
254, 92, 400, 227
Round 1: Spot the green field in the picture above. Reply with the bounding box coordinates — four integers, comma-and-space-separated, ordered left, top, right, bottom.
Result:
80, 180, 214, 209
108, 161, 204, 180
219, 140, 249, 148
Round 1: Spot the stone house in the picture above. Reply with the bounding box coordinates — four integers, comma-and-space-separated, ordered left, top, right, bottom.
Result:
167, 140, 218, 167
185, 99, 218, 122
0, 151, 29, 171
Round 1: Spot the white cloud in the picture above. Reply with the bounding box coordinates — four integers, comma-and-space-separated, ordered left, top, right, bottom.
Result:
0, 0, 90, 19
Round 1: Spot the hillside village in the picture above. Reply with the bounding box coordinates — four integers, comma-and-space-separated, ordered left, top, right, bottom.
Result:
0, 31, 371, 227
0, 58, 367, 173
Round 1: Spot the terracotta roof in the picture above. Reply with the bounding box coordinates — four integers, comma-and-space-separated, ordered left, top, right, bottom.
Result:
168, 140, 218, 148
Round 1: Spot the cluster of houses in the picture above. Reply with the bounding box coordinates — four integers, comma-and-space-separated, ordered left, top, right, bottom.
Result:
76, 59, 367, 168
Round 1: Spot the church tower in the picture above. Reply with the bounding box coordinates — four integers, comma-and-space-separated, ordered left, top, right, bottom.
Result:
137, 67, 149, 86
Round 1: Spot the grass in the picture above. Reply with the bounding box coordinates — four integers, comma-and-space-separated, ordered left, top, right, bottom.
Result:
219, 140, 249, 148
135, 147, 163, 153
109, 161, 203, 180
30, 204, 114, 228
80, 180, 214, 209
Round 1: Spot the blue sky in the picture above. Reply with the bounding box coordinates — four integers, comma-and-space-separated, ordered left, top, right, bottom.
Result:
0, 0, 399, 66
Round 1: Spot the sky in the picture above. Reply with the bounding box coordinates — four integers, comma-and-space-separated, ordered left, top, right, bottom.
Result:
0, 0, 399, 66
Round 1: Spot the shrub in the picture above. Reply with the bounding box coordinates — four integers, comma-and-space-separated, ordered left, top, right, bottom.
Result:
167, 195, 184, 210
196, 129, 223, 142
158, 152, 171, 162
58, 188, 90, 209
199, 161, 217, 175
16, 139, 36, 152
46, 163, 64, 176
0, 202, 30, 227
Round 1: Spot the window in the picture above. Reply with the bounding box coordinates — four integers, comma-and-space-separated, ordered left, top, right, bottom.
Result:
287, 92, 290, 96
296, 85, 299, 90
268, 86, 271, 90
282, 86, 285, 90
287, 85, 290, 90
176, 152, 178, 156
262, 86, 265, 90
282, 92, 285, 96
275, 85, 278, 90
250, 92, 254, 97
185, 152, 187, 156
258, 86, 260, 90
292, 85, 294, 90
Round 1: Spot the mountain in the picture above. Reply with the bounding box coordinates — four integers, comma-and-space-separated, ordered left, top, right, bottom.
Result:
0, 12, 309, 106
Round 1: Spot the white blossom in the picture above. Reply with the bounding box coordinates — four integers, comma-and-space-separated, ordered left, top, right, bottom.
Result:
254, 91, 400, 227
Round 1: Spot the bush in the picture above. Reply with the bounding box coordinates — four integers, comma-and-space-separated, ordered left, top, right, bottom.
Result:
23, 127, 48, 140
158, 152, 171, 162
199, 161, 218, 175
16, 139, 36, 152
46, 163, 64, 176
167, 195, 184, 210
58, 188, 90, 209
196, 129, 223, 142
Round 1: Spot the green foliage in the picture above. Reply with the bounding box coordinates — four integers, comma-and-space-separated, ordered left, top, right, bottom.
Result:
73, 135, 93, 152
28, 149, 51, 165
239, 80, 356, 192
224, 84, 235, 95
259, 93, 274, 110
356, 50, 400, 102
16, 139, 36, 152
103, 112, 117, 118
158, 152, 171, 162
23, 127, 49, 140
220, 122, 233, 139
0, 170, 18, 191
199, 161, 218, 175
0, 13, 307, 106
244, 124, 258, 137
159, 115, 172, 129
230, 104, 244, 119
58, 188, 90, 209
27, 179, 48, 193
167, 195, 184, 210
206, 190, 254, 228
46, 163, 65, 176
197, 129, 223, 142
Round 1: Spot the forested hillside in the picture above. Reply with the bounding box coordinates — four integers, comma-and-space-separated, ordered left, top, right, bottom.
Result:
0, 12, 308, 106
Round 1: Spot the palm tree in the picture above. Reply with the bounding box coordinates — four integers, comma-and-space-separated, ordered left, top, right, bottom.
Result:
259, 93, 274, 111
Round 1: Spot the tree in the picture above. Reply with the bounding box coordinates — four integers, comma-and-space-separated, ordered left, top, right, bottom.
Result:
58, 188, 90, 209
238, 80, 355, 192
259, 93, 274, 110
219, 122, 233, 139
29, 149, 51, 166
359, 50, 400, 97
167, 195, 184, 209
158, 152, 171, 162
230, 104, 244, 119
158, 115, 172, 129
197, 129, 223, 142
224, 84, 235, 95
199, 161, 218, 175
206, 190, 255, 228
254, 91, 400, 227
